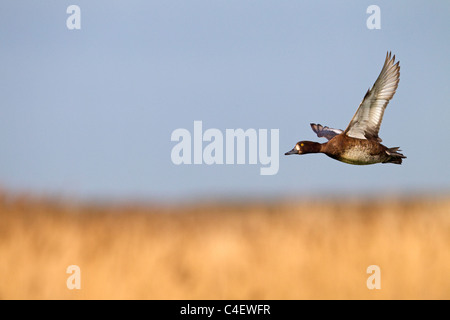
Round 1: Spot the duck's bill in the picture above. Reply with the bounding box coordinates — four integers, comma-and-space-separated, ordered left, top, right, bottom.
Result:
285, 148, 297, 155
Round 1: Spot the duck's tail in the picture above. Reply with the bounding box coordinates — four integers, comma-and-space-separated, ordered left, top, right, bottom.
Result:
384, 147, 406, 164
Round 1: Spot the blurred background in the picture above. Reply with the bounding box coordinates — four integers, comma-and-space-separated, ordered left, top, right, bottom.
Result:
0, 1, 449, 299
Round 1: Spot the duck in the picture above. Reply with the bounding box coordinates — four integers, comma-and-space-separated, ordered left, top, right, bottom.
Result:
285, 52, 406, 165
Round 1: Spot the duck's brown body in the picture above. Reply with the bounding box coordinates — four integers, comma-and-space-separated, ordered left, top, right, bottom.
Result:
321, 134, 402, 165
288, 134, 405, 165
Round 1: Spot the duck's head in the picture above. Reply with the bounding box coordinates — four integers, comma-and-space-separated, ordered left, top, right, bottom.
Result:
285, 141, 321, 155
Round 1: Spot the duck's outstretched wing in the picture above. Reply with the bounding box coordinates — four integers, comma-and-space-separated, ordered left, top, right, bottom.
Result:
344, 52, 400, 142
310, 123, 343, 140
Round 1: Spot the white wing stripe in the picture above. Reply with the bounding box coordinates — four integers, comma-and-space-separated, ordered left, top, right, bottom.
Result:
344, 52, 400, 141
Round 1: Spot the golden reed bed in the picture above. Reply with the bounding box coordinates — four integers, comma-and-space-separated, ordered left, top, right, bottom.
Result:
1, 193, 450, 299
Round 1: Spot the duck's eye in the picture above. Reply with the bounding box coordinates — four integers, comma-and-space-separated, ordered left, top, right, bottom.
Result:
300, 143, 304, 147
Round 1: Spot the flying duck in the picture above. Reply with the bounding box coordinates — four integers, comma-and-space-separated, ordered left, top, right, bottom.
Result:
285, 52, 406, 165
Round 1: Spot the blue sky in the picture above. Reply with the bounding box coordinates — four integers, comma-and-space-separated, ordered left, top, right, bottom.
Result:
0, 1, 449, 201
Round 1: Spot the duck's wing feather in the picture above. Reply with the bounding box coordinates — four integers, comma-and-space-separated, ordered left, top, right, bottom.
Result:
310, 123, 343, 140
344, 52, 400, 142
